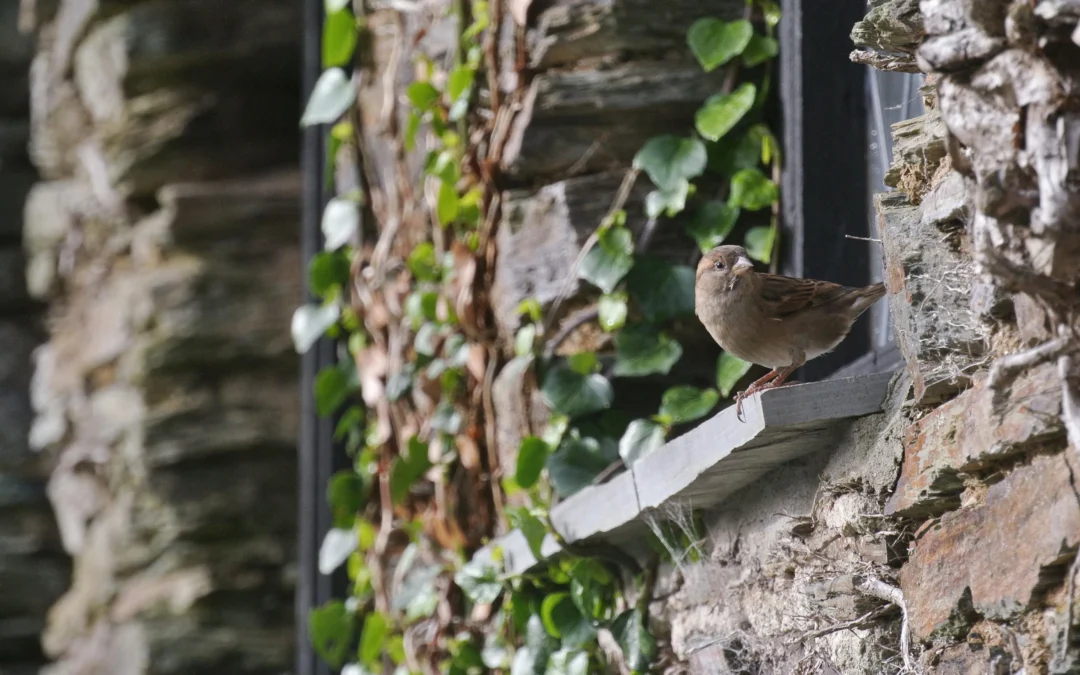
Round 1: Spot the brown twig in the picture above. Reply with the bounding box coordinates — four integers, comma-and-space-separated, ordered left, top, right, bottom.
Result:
542, 306, 600, 360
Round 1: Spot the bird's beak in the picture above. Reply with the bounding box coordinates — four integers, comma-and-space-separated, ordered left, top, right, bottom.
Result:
732, 256, 754, 277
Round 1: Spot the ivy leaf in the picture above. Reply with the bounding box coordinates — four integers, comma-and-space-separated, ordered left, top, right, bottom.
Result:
407, 242, 440, 282
447, 65, 475, 101
546, 435, 614, 497
516, 436, 550, 488
511, 616, 558, 675
618, 419, 666, 464
322, 198, 359, 250
318, 527, 357, 575
327, 470, 366, 528
455, 558, 503, 604
632, 135, 707, 192
707, 126, 764, 176
292, 303, 340, 353
658, 386, 720, 425
309, 251, 351, 297
302, 69, 356, 126
626, 257, 696, 323
716, 352, 752, 397
579, 227, 634, 295
325, 0, 350, 11
745, 225, 777, 264
508, 507, 548, 560
323, 9, 358, 68
544, 648, 589, 675
515, 323, 537, 357
407, 81, 440, 111
598, 293, 628, 332
568, 559, 615, 622
540, 362, 613, 419
540, 593, 596, 648
613, 326, 683, 377
695, 83, 756, 142
389, 437, 433, 503
743, 34, 779, 67
314, 366, 351, 417
729, 168, 778, 211
612, 609, 657, 673
358, 612, 389, 666
482, 631, 512, 669
687, 18, 753, 71
686, 201, 740, 252
644, 180, 691, 219
568, 352, 599, 375
437, 181, 460, 226
308, 600, 354, 668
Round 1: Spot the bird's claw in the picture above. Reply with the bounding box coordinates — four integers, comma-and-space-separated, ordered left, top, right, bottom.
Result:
734, 391, 748, 422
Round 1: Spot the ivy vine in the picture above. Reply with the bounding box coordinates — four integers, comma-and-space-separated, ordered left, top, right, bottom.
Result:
293, 0, 782, 672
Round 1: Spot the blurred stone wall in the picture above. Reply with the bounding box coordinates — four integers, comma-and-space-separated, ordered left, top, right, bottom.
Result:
5, 0, 304, 672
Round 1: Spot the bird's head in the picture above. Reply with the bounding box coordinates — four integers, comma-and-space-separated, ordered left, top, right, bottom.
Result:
696, 245, 756, 292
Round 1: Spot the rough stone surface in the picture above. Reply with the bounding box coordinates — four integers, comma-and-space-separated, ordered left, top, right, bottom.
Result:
900, 452, 1080, 641
887, 363, 1064, 516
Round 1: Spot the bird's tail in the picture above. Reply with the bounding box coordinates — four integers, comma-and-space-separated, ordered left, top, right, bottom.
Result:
850, 282, 887, 315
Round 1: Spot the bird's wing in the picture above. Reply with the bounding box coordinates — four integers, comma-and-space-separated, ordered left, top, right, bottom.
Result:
756, 274, 856, 320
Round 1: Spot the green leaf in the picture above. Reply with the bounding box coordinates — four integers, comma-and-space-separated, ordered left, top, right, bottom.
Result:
407, 242, 440, 282
743, 33, 779, 67
658, 386, 720, 424
302, 69, 356, 126
687, 18, 753, 71
644, 180, 691, 219
309, 600, 354, 668
404, 110, 421, 150
414, 322, 439, 356
540, 593, 596, 648
760, 0, 781, 27
482, 630, 512, 669
327, 470, 366, 528
326, 0, 350, 11
729, 168, 778, 211
567, 352, 598, 375
511, 616, 558, 675
546, 435, 612, 497
613, 326, 683, 377
568, 559, 615, 622
597, 293, 628, 332
686, 201, 740, 252
407, 81, 440, 111
314, 366, 351, 417
358, 612, 389, 666
322, 197, 359, 250
394, 559, 442, 620
618, 419, 666, 464
318, 527, 357, 574
323, 9, 358, 68
626, 257, 696, 323
309, 251, 351, 297
515, 323, 537, 357
540, 362, 613, 419
612, 609, 656, 672
455, 558, 503, 604
515, 436, 550, 488
716, 352, 752, 397
632, 135, 707, 192
544, 648, 589, 675
707, 126, 765, 176
695, 83, 757, 142
447, 65, 475, 101
437, 181, 460, 226
431, 402, 462, 435
292, 303, 340, 353
745, 225, 777, 263
579, 227, 634, 295
390, 437, 433, 503
508, 507, 547, 560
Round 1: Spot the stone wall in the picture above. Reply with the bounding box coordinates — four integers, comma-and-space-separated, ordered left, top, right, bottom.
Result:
0, 3, 68, 674
657, 1, 1080, 673
10, 0, 304, 672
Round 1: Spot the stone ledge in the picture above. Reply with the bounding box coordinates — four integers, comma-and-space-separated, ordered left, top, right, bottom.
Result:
476, 371, 898, 575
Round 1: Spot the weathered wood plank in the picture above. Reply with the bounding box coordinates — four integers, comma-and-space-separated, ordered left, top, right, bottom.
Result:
478, 371, 897, 575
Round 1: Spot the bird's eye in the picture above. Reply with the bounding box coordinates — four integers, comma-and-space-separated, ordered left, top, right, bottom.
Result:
714, 260, 726, 270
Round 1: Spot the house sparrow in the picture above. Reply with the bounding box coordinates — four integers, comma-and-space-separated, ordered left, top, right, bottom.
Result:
695, 245, 886, 420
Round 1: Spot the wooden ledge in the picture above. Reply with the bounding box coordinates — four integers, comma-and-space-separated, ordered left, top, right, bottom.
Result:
477, 371, 898, 575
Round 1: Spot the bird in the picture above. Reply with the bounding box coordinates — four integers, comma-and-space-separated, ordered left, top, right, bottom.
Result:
694, 244, 886, 420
